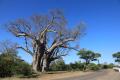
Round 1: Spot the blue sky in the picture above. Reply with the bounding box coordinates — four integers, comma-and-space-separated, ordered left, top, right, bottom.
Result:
0, 0, 120, 64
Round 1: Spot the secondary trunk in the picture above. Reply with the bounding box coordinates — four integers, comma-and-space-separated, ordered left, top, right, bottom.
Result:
45, 58, 51, 71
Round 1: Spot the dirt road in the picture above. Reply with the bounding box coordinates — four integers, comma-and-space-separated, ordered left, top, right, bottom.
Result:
1, 69, 120, 80
55, 69, 120, 80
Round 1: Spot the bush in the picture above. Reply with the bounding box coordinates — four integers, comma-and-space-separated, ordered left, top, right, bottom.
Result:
0, 53, 16, 77
0, 53, 32, 77
50, 59, 66, 71
108, 63, 114, 68
69, 62, 84, 71
88, 63, 100, 71
101, 63, 114, 69
102, 65, 108, 69
16, 62, 32, 76
65, 64, 72, 71
49, 60, 101, 71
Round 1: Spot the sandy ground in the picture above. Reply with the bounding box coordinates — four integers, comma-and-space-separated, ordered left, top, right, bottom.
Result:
56, 69, 120, 80
96, 69, 120, 80
0, 71, 92, 80
40, 71, 92, 80
1, 69, 120, 80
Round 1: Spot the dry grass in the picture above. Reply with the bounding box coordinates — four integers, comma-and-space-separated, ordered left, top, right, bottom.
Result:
0, 71, 92, 80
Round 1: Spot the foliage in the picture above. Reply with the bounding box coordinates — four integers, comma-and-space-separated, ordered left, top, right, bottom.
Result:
15, 61, 32, 76
0, 53, 16, 77
101, 63, 114, 69
108, 63, 114, 68
113, 52, 120, 63
50, 58, 66, 71
77, 49, 101, 70
88, 63, 100, 71
49, 59, 100, 71
0, 40, 33, 77
0, 53, 32, 77
69, 62, 84, 71
77, 49, 101, 64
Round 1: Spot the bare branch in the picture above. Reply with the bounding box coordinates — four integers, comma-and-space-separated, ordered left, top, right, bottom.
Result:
60, 45, 79, 52
0, 40, 18, 54
17, 46, 33, 56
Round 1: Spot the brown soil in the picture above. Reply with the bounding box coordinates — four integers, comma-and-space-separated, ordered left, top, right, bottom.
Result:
0, 71, 92, 80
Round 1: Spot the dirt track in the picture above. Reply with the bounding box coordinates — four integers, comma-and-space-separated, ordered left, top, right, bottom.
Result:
1, 69, 120, 80
55, 69, 120, 80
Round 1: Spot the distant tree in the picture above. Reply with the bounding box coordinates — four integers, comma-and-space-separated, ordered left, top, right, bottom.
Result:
113, 52, 120, 63
77, 49, 101, 70
6, 10, 85, 72
92, 53, 101, 64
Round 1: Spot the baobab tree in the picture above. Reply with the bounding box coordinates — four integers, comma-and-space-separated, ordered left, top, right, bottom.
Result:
6, 10, 85, 72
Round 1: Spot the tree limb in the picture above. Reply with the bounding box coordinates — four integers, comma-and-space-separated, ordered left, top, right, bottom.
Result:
60, 45, 79, 51
47, 38, 75, 52
17, 46, 33, 56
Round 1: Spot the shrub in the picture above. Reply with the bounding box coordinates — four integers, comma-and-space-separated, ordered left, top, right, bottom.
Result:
69, 62, 84, 71
0, 53, 32, 77
88, 63, 100, 71
101, 63, 114, 69
50, 59, 66, 71
107, 63, 114, 68
0, 53, 16, 77
16, 62, 32, 76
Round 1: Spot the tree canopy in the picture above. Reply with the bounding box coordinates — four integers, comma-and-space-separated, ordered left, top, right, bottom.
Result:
77, 48, 101, 70
113, 52, 120, 62
77, 49, 101, 64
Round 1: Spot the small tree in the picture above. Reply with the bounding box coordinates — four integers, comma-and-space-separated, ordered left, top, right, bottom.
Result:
77, 49, 101, 70
113, 52, 120, 63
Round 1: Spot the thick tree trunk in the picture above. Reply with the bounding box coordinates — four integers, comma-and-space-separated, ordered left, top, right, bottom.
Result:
32, 53, 41, 72
32, 43, 46, 72
32, 54, 46, 72
32, 38, 56, 72
32, 55, 38, 72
